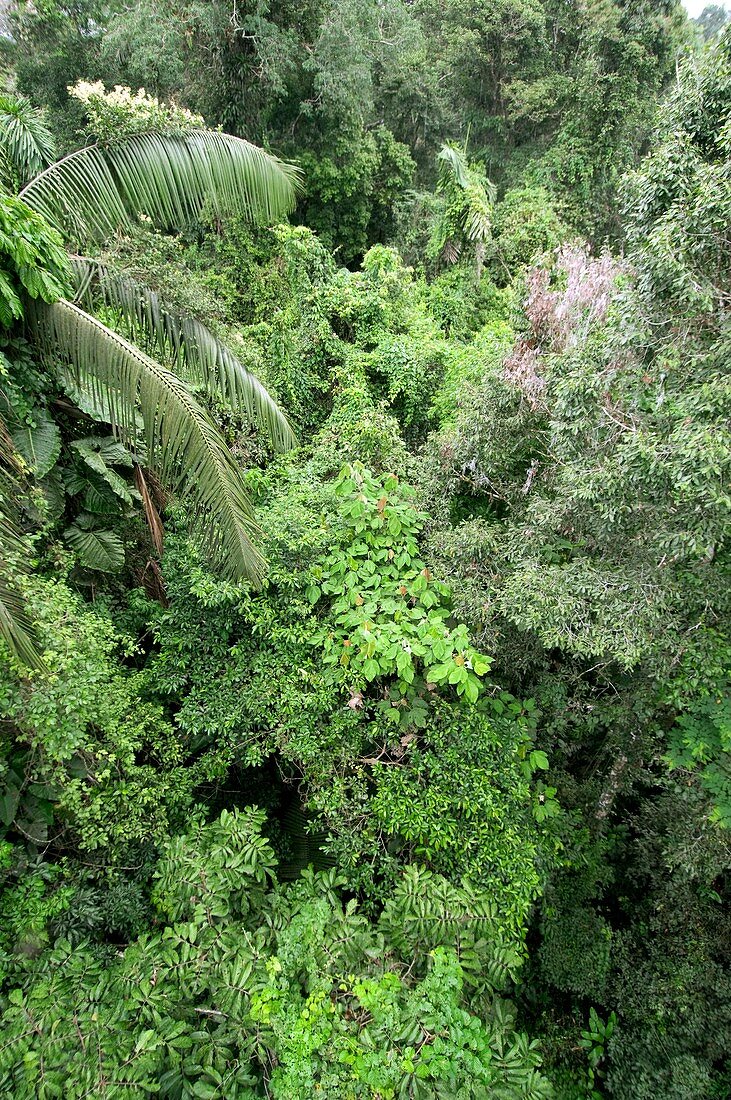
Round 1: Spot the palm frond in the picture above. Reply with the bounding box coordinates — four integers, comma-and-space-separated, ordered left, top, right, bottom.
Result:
0, 558, 45, 669
70, 257, 296, 452
436, 143, 494, 246
437, 143, 471, 190
0, 145, 12, 190
19, 130, 301, 245
0, 429, 44, 669
0, 94, 56, 189
27, 298, 266, 585
462, 182, 495, 244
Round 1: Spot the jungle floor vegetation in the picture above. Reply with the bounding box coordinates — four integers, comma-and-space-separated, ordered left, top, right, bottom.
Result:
0, 2, 730, 1098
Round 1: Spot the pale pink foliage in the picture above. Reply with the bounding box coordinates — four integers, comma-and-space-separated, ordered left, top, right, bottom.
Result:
505, 244, 623, 407
525, 244, 619, 352
503, 342, 546, 406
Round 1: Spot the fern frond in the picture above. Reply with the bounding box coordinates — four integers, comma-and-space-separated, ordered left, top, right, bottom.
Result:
28, 299, 266, 584
70, 257, 296, 452
20, 130, 300, 245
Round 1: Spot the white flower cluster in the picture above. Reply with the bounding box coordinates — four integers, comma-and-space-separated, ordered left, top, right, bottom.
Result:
68, 81, 205, 142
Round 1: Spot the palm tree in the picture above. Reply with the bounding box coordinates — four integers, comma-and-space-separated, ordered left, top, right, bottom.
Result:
0, 97, 300, 665
0, 92, 56, 189
430, 143, 495, 280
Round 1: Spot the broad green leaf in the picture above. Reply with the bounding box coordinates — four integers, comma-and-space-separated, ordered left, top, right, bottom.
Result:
64, 521, 125, 572
37, 469, 66, 523
0, 784, 20, 826
82, 484, 122, 515
464, 677, 480, 704
71, 437, 134, 502
363, 658, 380, 681
11, 410, 60, 477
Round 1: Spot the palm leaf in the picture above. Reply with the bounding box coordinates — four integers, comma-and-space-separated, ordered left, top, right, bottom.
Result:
437, 144, 471, 190
70, 257, 296, 452
0, 519, 45, 669
0, 94, 56, 188
19, 130, 301, 246
0, 559, 45, 669
0, 145, 12, 191
436, 143, 494, 245
27, 298, 266, 585
462, 181, 495, 244
0, 417, 44, 669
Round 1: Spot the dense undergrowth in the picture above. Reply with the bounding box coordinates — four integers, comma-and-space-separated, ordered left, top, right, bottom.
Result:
0, 3, 730, 1098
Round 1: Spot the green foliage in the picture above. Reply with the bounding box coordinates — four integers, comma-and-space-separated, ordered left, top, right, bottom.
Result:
10, 0, 688, 244
70, 256, 296, 452
490, 186, 567, 282
135, 457, 555, 940
623, 29, 731, 328
153, 806, 277, 923
0, 859, 73, 975
423, 238, 729, 674
428, 316, 515, 423
668, 687, 731, 827
10, 408, 61, 479
0, 192, 70, 327
69, 79, 205, 141
2, 10, 728, 1100
311, 464, 491, 709
0, 525, 46, 671
30, 298, 267, 583
0, 93, 55, 190
63, 517, 125, 572
312, 373, 407, 473
580, 1009, 616, 1096
429, 143, 495, 278
20, 128, 299, 249
0, 573, 195, 857
0, 123, 301, 606
0, 809, 553, 1099
10, 0, 108, 148
299, 125, 416, 264
370, 699, 551, 922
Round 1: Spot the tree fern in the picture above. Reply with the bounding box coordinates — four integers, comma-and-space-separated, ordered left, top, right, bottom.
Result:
20, 130, 300, 246
70, 256, 296, 451
28, 299, 266, 584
